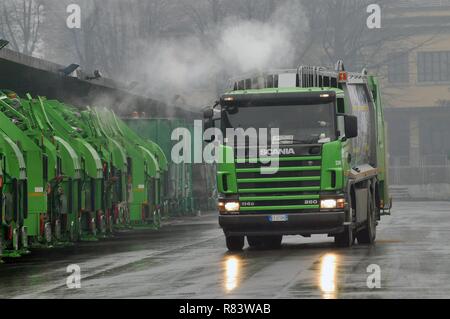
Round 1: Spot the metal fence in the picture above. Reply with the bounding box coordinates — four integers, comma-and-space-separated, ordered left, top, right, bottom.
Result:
389, 155, 450, 185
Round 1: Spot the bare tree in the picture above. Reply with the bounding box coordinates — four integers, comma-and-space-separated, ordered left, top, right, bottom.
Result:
133, 0, 172, 40
230, 0, 276, 21
0, 0, 44, 55
299, 0, 440, 72
69, 0, 101, 72
179, 0, 226, 41
94, 0, 173, 79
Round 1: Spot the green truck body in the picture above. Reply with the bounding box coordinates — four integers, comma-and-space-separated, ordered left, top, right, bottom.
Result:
123, 118, 195, 216
0, 92, 48, 246
205, 63, 391, 251
96, 108, 165, 225
0, 130, 27, 256
0, 90, 173, 257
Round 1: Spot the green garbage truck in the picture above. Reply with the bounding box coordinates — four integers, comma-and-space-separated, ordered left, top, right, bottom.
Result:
204, 61, 392, 251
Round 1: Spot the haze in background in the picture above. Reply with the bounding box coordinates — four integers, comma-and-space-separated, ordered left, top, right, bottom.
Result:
0, 0, 307, 109
140, 6, 305, 108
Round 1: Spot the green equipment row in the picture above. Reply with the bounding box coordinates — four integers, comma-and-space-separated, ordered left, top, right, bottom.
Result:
0, 90, 196, 259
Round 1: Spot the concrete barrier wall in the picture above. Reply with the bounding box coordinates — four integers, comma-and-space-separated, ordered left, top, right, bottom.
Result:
391, 184, 450, 200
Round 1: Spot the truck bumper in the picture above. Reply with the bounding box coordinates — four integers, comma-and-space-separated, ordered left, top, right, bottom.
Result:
219, 211, 345, 236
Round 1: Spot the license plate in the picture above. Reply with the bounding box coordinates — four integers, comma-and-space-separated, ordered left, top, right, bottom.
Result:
269, 215, 288, 222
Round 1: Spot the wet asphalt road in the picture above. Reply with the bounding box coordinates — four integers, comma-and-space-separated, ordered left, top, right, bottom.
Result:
1, 201, 450, 299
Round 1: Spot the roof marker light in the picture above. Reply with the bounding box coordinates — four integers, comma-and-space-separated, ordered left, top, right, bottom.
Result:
339, 72, 348, 82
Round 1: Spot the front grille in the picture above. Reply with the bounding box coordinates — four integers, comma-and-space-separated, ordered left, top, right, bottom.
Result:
238, 191, 319, 197
241, 199, 318, 207
235, 151, 322, 213
236, 209, 320, 214
237, 170, 319, 179
236, 159, 321, 169
238, 180, 320, 190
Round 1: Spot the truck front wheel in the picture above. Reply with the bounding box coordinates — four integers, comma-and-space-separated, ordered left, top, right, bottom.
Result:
247, 236, 282, 249
247, 236, 264, 248
263, 236, 282, 249
334, 225, 354, 247
226, 236, 244, 251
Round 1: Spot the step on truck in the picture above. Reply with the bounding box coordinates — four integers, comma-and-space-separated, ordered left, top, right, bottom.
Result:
203, 61, 392, 251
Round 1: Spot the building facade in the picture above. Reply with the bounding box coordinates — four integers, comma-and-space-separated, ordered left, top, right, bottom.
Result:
381, 1, 450, 197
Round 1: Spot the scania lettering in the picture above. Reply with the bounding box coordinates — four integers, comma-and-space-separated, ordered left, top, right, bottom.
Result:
260, 148, 295, 156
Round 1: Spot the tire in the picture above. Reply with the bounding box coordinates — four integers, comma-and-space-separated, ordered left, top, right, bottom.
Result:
226, 236, 244, 251
247, 236, 264, 248
263, 236, 283, 249
357, 189, 377, 244
334, 225, 354, 247
247, 236, 283, 249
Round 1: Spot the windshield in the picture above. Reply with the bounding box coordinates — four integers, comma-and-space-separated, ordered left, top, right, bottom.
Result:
222, 103, 336, 145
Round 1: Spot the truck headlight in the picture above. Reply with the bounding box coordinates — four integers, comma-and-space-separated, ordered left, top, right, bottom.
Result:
224, 201, 240, 212
218, 201, 240, 214
320, 198, 345, 210
321, 199, 337, 209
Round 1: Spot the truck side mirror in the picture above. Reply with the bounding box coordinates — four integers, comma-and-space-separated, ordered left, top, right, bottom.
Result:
344, 115, 358, 139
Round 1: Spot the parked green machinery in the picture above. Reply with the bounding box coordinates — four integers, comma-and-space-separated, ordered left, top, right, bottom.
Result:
124, 118, 195, 216
16, 94, 87, 243
41, 99, 116, 237
103, 109, 169, 223
0, 126, 27, 257
41, 99, 125, 235
0, 88, 201, 259
0, 91, 50, 250
39, 99, 157, 230
41, 100, 173, 228
204, 61, 392, 251
24, 96, 97, 240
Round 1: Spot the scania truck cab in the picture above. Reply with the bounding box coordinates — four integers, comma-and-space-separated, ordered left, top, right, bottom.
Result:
204, 62, 391, 251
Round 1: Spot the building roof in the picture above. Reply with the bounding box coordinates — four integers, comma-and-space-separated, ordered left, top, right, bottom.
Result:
0, 48, 197, 118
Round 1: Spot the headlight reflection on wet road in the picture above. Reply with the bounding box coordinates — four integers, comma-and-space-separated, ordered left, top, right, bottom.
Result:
224, 256, 240, 292
319, 253, 338, 299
